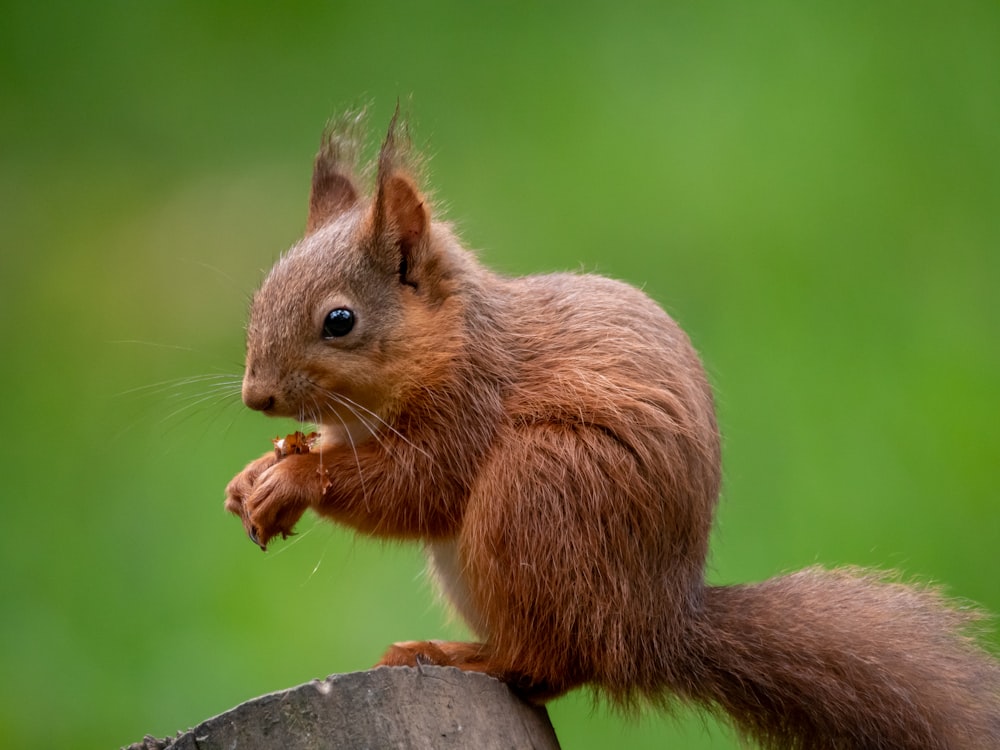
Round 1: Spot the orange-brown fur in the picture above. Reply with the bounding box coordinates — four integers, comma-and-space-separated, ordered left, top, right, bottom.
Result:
225, 111, 1000, 748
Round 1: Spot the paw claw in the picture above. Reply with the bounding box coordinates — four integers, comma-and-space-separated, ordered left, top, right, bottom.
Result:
247, 526, 267, 550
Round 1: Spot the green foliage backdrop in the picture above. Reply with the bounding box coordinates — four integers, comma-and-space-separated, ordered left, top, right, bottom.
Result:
1, 3, 997, 748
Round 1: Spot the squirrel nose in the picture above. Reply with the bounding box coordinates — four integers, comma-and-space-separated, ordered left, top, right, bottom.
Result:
246, 394, 275, 412
242, 382, 276, 412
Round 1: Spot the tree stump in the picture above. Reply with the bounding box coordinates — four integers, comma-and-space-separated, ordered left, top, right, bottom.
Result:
125, 665, 561, 750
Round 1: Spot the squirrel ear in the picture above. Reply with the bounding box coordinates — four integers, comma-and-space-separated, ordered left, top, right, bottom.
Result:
306, 112, 364, 235
371, 109, 429, 282
377, 171, 428, 260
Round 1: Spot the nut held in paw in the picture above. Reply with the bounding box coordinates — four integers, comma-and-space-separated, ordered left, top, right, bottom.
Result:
272, 431, 320, 459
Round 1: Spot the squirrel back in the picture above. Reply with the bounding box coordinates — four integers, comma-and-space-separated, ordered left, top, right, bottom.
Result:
227, 110, 1000, 749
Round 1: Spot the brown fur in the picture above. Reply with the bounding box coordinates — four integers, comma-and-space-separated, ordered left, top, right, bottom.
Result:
225, 111, 1000, 749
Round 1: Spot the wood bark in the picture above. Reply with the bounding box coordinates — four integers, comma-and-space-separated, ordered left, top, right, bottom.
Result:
124, 665, 561, 750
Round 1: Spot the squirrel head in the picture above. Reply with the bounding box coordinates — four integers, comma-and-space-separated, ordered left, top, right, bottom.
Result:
241, 110, 463, 434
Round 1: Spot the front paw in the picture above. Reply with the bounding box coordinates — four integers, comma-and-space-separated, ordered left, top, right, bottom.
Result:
225, 452, 278, 518
226, 453, 321, 550
243, 458, 317, 549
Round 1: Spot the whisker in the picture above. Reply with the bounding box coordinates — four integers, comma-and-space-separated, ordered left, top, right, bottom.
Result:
115, 373, 242, 399
318, 391, 400, 459
308, 388, 384, 445
309, 392, 374, 507
178, 258, 248, 298
330, 390, 411, 439
306, 552, 324, 580
323, 395, 372, 513
111, 371, 245, 445
296, 519, 339, 587
105, 339, 196, 352
311, 383, 430, 459
157, 388, 242, 427
301, 395, 324, 472
265, 521, 316, 558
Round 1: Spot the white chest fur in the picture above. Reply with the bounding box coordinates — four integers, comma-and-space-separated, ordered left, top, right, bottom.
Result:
425, 539, 489, 638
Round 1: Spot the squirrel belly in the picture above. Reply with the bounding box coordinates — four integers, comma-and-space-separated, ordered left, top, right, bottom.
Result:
225, 110, 1000, 749
425, 538, 491, 637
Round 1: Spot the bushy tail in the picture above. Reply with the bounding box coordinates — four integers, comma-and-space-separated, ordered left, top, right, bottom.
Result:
680, 567, 1000, 749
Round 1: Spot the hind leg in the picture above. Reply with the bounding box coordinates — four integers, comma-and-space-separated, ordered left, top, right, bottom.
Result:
375, 640, 566, 701
377, 640, 488, 670
454, 423, 686, 700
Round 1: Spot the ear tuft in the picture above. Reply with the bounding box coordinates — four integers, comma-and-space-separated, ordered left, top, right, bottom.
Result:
306, 109, 365, 234
376, 104, 412, 184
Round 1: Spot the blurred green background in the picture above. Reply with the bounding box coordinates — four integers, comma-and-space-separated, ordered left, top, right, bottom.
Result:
1, 2, 997, 748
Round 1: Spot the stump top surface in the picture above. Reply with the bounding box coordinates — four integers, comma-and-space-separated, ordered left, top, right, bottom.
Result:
126, 666, 561, 750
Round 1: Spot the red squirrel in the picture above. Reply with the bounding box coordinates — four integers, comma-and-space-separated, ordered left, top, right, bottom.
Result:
224, 110, 1000, 749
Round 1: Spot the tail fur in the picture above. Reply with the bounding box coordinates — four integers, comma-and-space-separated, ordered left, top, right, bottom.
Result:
680, 567, 1000, 749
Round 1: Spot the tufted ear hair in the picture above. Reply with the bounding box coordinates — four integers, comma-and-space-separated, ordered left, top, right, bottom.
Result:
370, 108, 429, 288
306, 110, 365, 235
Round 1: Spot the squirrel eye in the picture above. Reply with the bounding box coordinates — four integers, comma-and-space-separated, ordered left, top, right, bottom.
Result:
322, 308, 355, 338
